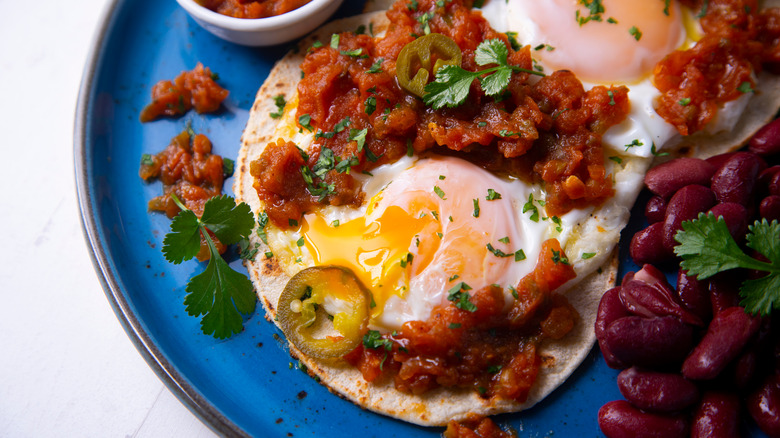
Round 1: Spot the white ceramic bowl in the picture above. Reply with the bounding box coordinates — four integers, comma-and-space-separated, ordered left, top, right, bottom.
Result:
176, 0, 346, 46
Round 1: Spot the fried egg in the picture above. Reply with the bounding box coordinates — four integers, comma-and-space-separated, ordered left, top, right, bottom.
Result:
266, 95, 635, 332
481, 0, 753, 159
262, 0, 762, 333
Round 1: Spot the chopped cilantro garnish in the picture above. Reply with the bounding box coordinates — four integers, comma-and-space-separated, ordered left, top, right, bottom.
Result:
257, 211, 269, 244
486, 188, 502, 200
141, 153, 154, 166
270, 94, 286, 118
434, 185, 447, 199
738, 81, 754, 94
447, 282, 477, 312
629, 26, 642, 41
582, 252, 596, 259
679, 97, 691, 106
473, 198, 480, 217
222, 158, 235, 177
298, 113, 313, 132
552, 249, 570, 265
367, 58, 384, 74
625, 139, 643, 151
523, 193, 540, 222
162, 194, 256, 339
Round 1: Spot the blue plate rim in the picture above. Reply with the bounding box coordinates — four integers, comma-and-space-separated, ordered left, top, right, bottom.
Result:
73, 1, 247, 436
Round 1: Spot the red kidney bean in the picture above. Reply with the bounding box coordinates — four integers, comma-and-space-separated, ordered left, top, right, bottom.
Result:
596, 287, 631, 369
749, 117, 780, 156
709, 274, 742, 315
690, 391, 741, 438
761, 195, 780, 221
598, 400, 689, 438
677, 269, 712, 323
644, 158, 716, 199
682, 306, 760, 380
630, 222, 672, 265
619, 279, 703, 326
730, 345, 758, 390
596, 287, 629, 339
644, 195, 666, 224
617, 367, 699, 412
711, 152, 764, 206
758, 165, 780, 196
747, 374, 780, 437
706, 152, 736, 170
662, 184, 716, 252
708, 202, 748, 243
605, 316, 695, 369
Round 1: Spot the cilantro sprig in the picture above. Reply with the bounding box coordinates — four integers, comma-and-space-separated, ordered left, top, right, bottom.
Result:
674, 213, 780, 316
163, 194, 257, 339
423, 39, 544, 110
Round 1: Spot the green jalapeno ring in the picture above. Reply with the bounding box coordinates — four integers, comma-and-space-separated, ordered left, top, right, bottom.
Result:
277, 266, 371, 360
396, 33, 462, 98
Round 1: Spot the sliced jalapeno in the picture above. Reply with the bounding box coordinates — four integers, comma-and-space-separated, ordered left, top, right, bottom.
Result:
396, 33, 462, 98
277, 266, 371, 359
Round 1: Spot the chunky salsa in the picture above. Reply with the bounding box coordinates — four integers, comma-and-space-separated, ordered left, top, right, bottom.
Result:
140, 129, 228, 260
654, 0, 780, 135
195, 0, 312, 19
140, 63, 228, 123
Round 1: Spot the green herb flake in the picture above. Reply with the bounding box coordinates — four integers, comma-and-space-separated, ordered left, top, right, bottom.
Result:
447, 282, 477, 312
629, 26, 642, 41
434, 185, 447, 200
141, 153, 154, 166
298, 113, 313, 132
679, 97, 692, 106
582, 252, 596, 259
625, 139, 643, 151
330, 33, 340, 49
367, 58, 384, 74
486, 188, 502, 200
270, 94, 286, 118
473, 198, 480, 217
222, 158, 235, 177
523, 193, 540, 222
738, 81, 754, 94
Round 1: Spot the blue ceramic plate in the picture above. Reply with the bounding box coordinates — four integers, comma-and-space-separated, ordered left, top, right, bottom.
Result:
75, 0, 648, 436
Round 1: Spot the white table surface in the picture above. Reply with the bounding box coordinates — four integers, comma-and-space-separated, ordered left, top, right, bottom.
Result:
0, 1, 218, 436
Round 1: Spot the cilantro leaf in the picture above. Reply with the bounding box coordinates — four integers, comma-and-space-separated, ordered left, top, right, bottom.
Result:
474, 39, 508, 66
185, 247, 256, 339
161, 194, 257, 339
199, 195, 254, 245
480, 67, 512, 96
423, 65, 478, 109
675, 214, 780, 315
163, 209, 202, 264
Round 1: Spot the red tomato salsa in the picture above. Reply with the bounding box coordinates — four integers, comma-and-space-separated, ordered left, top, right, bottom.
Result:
654, 0, 780, 135
140, 129, 228, 260
344, 240, 577, 401
195, 0, 312, 19
140, 63, 228, 123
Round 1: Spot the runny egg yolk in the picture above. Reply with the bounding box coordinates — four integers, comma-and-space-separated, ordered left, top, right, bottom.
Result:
298, 156, 543, 331
510, 0, 685, 83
